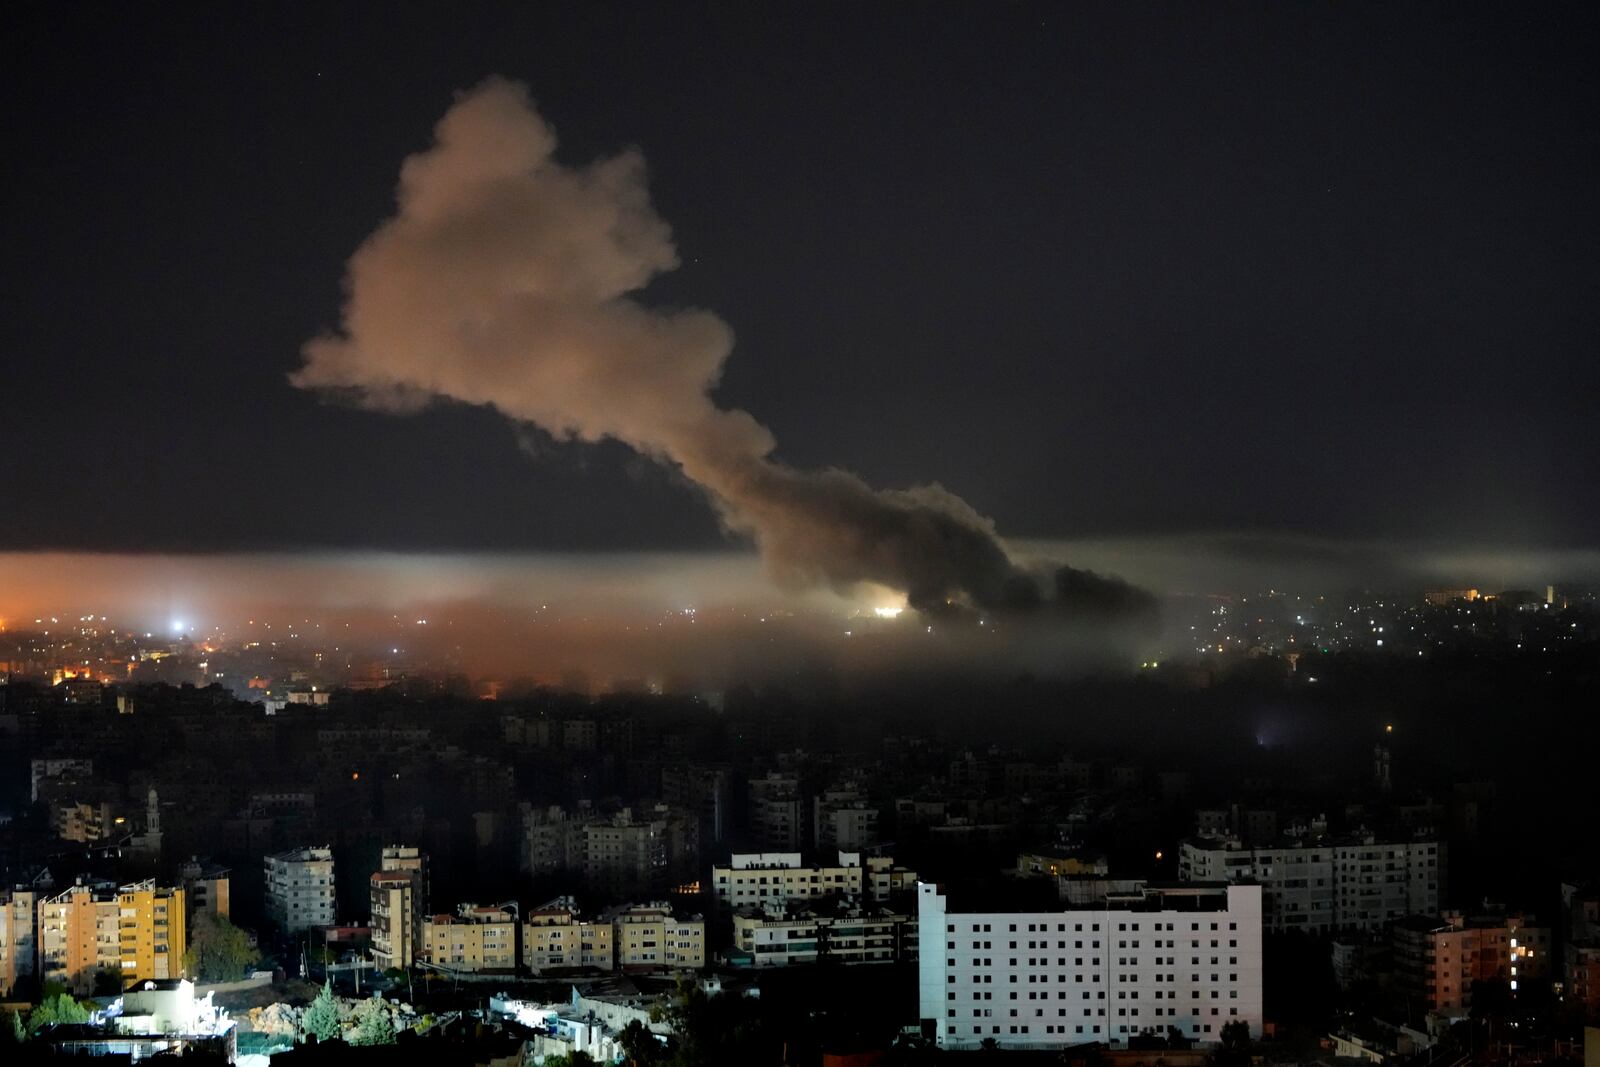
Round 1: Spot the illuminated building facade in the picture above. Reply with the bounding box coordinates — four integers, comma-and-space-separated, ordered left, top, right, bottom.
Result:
36, 880, 186, 995
918, 881, 1263, 1051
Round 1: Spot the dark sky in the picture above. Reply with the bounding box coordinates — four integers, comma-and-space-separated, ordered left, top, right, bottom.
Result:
5, 3, 1597, 555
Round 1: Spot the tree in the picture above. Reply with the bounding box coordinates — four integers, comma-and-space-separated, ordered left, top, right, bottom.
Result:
619, 1019, 664, 1066
348, 997, 397, 1046
542, 1053, 598, 1067
93, 966, 124, 996
6, 1010, 26, 1044
1210, 1020, 1253, 1067
27, 993, 90, 1033
184, 911, 260, 982
300, 981, 341, 1044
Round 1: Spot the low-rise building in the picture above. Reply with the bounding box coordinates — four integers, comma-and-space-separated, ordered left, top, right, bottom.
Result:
609, 902, 705, 969
423, 903, 517, 971
917, 880, 1264, 1051
732, 903, 916, 967
522, 897, 614, 972
712, 850, 918, 911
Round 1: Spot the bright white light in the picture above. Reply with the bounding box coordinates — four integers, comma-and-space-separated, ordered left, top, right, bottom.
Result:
171, 620, 186, 634
873, 606, 903, 619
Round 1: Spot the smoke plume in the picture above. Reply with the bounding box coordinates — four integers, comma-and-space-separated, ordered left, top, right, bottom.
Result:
294, 78, 1143, 617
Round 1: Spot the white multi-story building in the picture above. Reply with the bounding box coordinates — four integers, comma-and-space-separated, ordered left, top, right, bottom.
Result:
712, 851, 917, 911
263, 847, 335, 934
733, 904, 916, 967
1179, 834, 1441, 933
918, 881, 1263, 1051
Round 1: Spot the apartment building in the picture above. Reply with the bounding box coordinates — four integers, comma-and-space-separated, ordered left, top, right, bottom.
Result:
1179, 834, 1441, 933
1393, 912, 1550, 1016
609, 903, 705, 969
177, 858, 230, 921
732, 904, 916, 967
748, 772, 803, 850
1, 888, 39, 996
522, 897, 614, 972
263, 847, 335, 934
918, 881, 1264, 1051
37, 880, 186, 995
712, 851, 918, 911
370, 871, 422, 970
584, 810, 669, 899
423, 903, 516, 971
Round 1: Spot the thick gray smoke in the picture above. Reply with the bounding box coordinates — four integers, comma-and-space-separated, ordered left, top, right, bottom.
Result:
294, 78, 1145, 617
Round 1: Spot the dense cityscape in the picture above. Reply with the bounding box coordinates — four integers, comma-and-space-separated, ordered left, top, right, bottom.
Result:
1, 582, 1597, 1064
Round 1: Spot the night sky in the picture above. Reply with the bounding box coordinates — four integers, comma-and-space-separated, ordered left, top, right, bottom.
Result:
6, 3, 1598, 556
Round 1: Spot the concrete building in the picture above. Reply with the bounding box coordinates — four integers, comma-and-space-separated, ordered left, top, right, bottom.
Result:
519, 804, 584, 877
732, 903, 916, 967
1179, 834, 1441, 933
263, 847, 335, 934
748, 772, 803, 850
370, 871, 423, 970
1393, 912, 1550, 1017
712, 850, 918, 911
609, 903, 706, 970
423, 903, 517, 971
1, 887, 39, 996
1562, 884, 1600, 1022
37, 879, 186, 995
917, 881, 1264, 1051
584, 809, 669, 900
177, 858, 230, 921
813, 785, 879, 853
31, 757, 94, 802
522, 897, 614, 973
1017, 851, 1110, 879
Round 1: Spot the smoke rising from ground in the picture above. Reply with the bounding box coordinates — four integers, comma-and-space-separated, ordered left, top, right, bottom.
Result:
292, 78, 1138, 616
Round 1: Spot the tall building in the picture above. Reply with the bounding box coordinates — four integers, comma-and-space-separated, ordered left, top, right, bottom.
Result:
608, 902, 706, 970
522, 897, 614, 973
370, 871, 422, 970
919, 881, 1263, 1051
1, 888, 39, 996
380, 846, 429, 912
263, 847, 335, 934
1179, 834, 1441, 933
36, 880, 186, 995
1393, 912, 1549, 1015
422, 903, 516, 972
